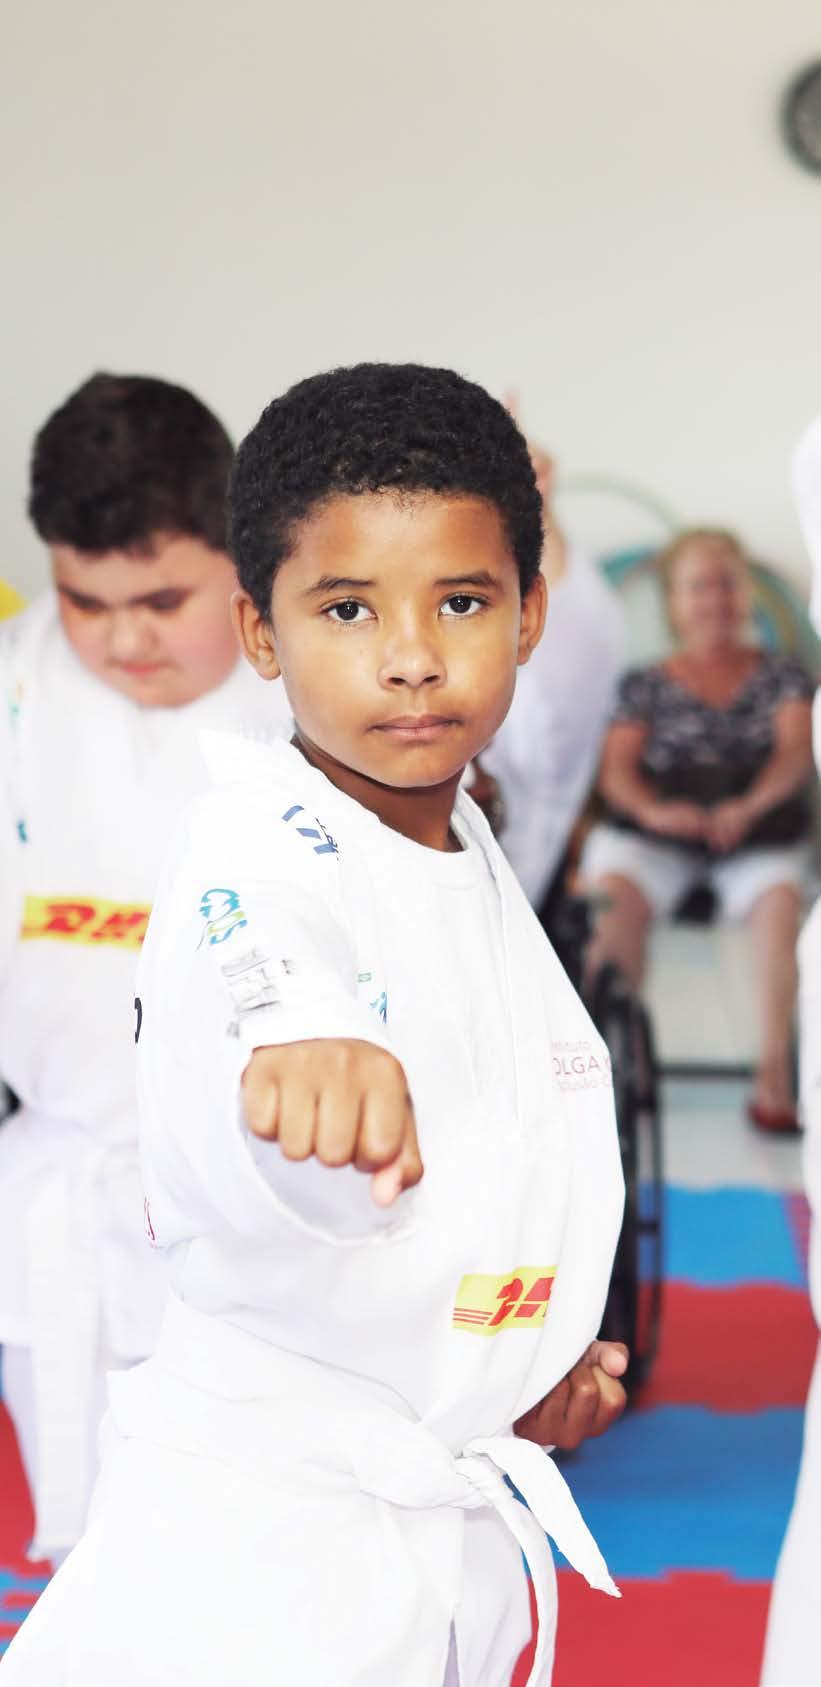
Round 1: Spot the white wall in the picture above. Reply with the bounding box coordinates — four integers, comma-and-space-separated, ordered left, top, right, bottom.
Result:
3, 0, 821, 595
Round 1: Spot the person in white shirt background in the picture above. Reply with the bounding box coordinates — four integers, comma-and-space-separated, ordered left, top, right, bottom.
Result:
0, 362, 629, 1687
483, 400, 625, 912
0, 372, 291, 1564
761, 417, 821, 1686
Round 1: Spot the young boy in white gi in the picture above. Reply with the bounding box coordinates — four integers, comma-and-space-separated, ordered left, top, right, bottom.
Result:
1, 364, 626, 1687
0, 373, 289, 1561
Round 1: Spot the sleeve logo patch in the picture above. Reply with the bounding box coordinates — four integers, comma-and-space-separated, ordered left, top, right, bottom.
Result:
21, 896, 150, 949
219, 946, 281, 1015
452, 1267, 556, 1335
281, 804, 338, 856
198, 887, 248, 947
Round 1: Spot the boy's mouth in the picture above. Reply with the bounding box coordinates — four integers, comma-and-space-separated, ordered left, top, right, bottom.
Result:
370, 713, 457, 742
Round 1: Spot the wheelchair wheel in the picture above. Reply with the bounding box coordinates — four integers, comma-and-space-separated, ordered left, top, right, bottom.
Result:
588, 962, 663, 1393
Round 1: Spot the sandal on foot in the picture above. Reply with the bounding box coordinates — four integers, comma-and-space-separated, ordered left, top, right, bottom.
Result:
747, 1099, 801, 1136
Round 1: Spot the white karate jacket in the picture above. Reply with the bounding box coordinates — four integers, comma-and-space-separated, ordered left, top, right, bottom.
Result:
0, 592, 290, 1553
1, 731, 624, 1687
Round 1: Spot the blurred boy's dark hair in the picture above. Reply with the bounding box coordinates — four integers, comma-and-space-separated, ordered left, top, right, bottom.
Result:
29, 373, 234, 554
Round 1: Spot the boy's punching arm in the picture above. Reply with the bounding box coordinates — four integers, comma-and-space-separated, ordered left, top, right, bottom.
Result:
242, 1038, 421, 1209
139, 829, 421, 1245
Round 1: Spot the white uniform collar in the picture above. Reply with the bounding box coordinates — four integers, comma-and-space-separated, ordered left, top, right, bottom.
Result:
198, 726, 495, 858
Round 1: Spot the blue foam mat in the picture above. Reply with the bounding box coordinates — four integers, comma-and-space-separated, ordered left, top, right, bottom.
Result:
554, 1404, 804, 1581
661, 1187, 805, 1290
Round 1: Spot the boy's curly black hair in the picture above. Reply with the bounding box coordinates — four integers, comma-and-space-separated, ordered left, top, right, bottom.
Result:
29, 373, 234, 554
229, 363, 543, 617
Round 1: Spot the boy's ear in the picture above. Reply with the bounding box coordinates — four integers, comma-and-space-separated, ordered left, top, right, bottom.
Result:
231, 590, 282, 681
517, 571, 547, 666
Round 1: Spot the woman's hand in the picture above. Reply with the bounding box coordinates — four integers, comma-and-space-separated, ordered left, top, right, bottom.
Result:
705, 797, 754, 853
242, 1039, 423, 1206
640, 799, 708, 841
514, 1340, 629, 1449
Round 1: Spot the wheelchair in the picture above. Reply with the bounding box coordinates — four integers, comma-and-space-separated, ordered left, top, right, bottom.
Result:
540, 878, 664, 1394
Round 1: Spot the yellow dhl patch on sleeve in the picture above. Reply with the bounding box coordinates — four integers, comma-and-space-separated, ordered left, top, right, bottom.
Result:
452, 1267, 556, 1335
21, 896, 151, 949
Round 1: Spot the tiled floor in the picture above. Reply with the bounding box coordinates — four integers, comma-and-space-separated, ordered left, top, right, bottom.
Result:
662, 1077, 805, 1194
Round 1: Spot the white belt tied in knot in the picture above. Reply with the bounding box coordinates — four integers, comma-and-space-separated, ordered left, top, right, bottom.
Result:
140, 1297, 619, 1687
457, 1438, 618, 1686
346, 1409, 618, 1687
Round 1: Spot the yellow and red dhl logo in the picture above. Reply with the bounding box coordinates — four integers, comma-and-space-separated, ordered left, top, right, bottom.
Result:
21, 896, 151, 950
452, 1267, 556, 1336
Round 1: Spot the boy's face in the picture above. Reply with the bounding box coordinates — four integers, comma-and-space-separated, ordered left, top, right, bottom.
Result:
52, 535, 239, 707
234, 492, 545, 797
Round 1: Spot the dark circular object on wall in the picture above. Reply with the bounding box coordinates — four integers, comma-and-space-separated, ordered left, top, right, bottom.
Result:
782, 60, 821, 175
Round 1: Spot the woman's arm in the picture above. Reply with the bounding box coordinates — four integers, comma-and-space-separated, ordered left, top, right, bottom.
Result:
707, 698, 813, 853
598, 721, 707, 839
745, 699, 814, 820
597, 721, 655, 823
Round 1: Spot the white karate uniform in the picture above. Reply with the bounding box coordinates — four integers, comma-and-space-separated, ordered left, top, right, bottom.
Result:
762, 420, 821, 1686
484, 544, 625, 907
0, 731, 624, 1687
0, 590, 290, 1558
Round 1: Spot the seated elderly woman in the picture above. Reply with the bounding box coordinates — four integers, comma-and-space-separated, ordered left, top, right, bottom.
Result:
581, 527, 815, 1132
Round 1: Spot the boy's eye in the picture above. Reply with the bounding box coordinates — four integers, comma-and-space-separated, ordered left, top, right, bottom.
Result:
325, 600, 371, 624
62, 593, 104, 615
441, 594, 484, 617
145, 592, 187, 614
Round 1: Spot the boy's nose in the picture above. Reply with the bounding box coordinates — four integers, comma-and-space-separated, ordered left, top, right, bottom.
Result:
378, 629, 445, 689
106, 608, 155, 663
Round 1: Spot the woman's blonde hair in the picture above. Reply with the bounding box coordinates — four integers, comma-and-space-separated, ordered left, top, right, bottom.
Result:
654, 526, 749, 601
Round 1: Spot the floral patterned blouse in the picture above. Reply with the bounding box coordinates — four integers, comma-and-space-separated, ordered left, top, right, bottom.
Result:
603, 651, 815, 852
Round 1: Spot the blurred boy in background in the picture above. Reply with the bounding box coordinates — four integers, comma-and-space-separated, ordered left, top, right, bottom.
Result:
0, 373, 289, 1561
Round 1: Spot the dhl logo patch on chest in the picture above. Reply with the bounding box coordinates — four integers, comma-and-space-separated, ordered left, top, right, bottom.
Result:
21, 896, 151, 949
452, 1267, 556, 1336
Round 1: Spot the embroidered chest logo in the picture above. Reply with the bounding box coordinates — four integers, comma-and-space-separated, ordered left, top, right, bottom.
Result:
452, 1267, 556, 1336
21, 896, 150, 949
552, 1039, 612, 1092
198, 887, 248, 947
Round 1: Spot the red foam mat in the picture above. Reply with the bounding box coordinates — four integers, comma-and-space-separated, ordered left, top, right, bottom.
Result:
0, 1406, 48, 1578
637, 1282, 817, 1412
544, 1570, 770, 1687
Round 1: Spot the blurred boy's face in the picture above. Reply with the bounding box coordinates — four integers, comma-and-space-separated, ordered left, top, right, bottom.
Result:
52, 535, 239, 707
234, 493, 545, 820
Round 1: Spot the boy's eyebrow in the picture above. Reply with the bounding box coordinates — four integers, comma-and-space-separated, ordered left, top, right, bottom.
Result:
301, 575, 377, 597
57, 584, 191, 610
302, 569, 502, 598
57, 586, 107, 609
435, 570, 500, 589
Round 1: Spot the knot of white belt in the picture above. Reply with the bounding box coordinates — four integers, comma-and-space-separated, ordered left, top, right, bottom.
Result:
347, 1408, 619, 1687
146, 1297, 619, 1687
